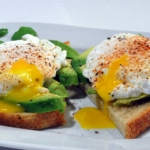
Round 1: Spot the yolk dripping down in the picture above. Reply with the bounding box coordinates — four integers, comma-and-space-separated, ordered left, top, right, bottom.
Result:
74, 55, 128, 129
0, 101, 24, 113
7, 59, 44, 101
0, 59, 44, 112
96, 54, 129, 101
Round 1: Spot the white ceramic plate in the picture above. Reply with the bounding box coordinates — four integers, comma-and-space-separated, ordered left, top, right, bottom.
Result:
0, 22, 150, 150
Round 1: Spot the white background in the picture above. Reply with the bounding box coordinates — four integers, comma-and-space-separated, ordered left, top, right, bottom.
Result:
0, 0, 150, 150
1, 0, 150, 32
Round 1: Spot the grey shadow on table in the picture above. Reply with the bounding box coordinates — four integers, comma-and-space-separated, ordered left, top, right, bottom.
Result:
65, 85, 87, 127
63, 85, 87, 128
46, 85, 87, 130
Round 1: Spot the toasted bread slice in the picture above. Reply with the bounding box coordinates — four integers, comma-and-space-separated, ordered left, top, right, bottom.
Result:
108, 102, 150, 138
83, 84, 150, 138
0, 111, 65, 129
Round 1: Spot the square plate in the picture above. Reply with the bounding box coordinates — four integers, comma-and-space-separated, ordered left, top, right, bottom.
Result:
0, 22, 150, 150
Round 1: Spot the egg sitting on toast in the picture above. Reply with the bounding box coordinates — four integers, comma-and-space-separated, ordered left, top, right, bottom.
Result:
0, 34, 67, 112
83, 33, 150, 102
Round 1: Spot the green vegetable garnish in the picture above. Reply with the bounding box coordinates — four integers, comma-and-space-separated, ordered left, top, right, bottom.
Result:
113, 94, 150, 106
0, 40, 3, 44
138, 34, 143, 36
50, 40, 79, 59
86, 87, 97, 94
0, 28, 8, 37
76, 65, 89, 83
71, 47, 93, 83
57, 66, 79, 86
44, 79, 69, 98
11, 26, 37, 40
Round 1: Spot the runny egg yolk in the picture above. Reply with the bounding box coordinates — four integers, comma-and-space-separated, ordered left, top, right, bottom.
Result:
0, 101, 24, 113
0, 59, 44, 112
74, 55, 128, 129
96, 54, 129, 101
7, 59, 44, 101
74, 107, 115, 129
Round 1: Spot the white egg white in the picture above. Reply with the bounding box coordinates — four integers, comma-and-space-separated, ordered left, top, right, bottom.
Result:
0, 34, 67, 94
83, 33, 150, 100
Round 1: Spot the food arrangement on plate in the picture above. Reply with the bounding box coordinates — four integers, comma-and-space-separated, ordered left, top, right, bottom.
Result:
0, 26, 150, 139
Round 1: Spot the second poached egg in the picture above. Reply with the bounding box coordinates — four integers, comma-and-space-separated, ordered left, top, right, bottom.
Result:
83, 33, 150, 101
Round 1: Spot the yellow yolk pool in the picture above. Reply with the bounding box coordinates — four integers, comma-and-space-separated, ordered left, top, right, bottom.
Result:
74, 107, 115, 129
0, 59, 44, 112
74, 55, 129, 129
0, 101, 24, 112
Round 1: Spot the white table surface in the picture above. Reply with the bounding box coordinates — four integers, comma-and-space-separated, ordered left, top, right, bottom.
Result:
0, 0, 150, 149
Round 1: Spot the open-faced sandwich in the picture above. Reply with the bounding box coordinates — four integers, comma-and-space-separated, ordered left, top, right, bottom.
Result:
73, 33, 150, 138
0, 26, 80, 130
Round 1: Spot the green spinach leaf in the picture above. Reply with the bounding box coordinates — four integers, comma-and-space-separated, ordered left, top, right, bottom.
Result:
0, 40, 3, 44
0, 28, 8, 37
50, 40, 79, 59
11, 26, 37, 40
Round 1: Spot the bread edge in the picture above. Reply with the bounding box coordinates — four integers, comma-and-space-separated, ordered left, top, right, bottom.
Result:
83, 83, 150, 139
0, 110, 66, 130
108, 103, 150, 139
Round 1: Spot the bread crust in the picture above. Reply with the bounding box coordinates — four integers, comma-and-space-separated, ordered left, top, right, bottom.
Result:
0, 111, 66, 129
108, 102, 150, 138
83, 83, 150, 138
126, 106, 150, 138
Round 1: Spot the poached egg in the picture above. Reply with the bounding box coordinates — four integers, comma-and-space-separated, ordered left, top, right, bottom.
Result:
74, 33, 150, 130
83, 33, 150, 101
0, 34, 67, 112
